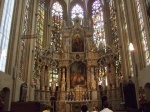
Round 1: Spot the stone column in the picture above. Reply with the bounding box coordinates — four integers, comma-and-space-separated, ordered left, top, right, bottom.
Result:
106, 64, 110, 86
57, 67, 61, 101
43, 0, 50, 47
57, 67, 62, 91
34, 90, 38, 101
61, 67, 66, 100
61, 67, 66, 91
111, 84, 117, 110
40, 65, 45, 90
95, 66, 99, 89
87, 66, 91, 90
101, 75, 106, 90
111, 85, 116, 99
62, 68, 66, 80
44, 66, 50, 101
66, 66, 70, 90
110, 63, 116, 86
91, 67, 96, 90
40, 65, 45, 101
44, 66, 49, 89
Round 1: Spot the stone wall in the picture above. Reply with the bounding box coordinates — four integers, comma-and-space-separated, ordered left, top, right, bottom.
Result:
138, 65, 150, 87
0, 71, 13, 90
0, 71, 24, 110
0, 71, 13, 110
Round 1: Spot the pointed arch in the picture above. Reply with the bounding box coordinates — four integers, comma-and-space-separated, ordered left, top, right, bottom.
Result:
71, 4, 84, 19
19, 83, 27, 102
70, 0, 85, 19
50, 0, 67, 20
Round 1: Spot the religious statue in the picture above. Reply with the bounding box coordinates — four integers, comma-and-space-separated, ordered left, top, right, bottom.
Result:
61, 81, 66, 91
20, 83, 27, 102
82, 92, 85, 100
91, 75, 96, 90
51, 82, 56, 93
68, 91, 74, 101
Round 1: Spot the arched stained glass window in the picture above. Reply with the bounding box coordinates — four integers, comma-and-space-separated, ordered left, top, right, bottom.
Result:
49, 68, 59, 87
0, 0, 15, 72
92, 0, 105, 48
135, 0, 150, 66
51, 2, 63, 51
71, 4, 84, 19
109, 0, 122, 80
35, 1, 45, 54
33, 1, 45, 81
109, 0, 118, 50
98, 66, 108, 86
50, 2, 63, 88
19, 0, 31, 79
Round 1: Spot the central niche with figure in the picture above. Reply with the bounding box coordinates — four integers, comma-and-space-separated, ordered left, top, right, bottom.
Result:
72, 34, 84, 52
70, 62, 87, 88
